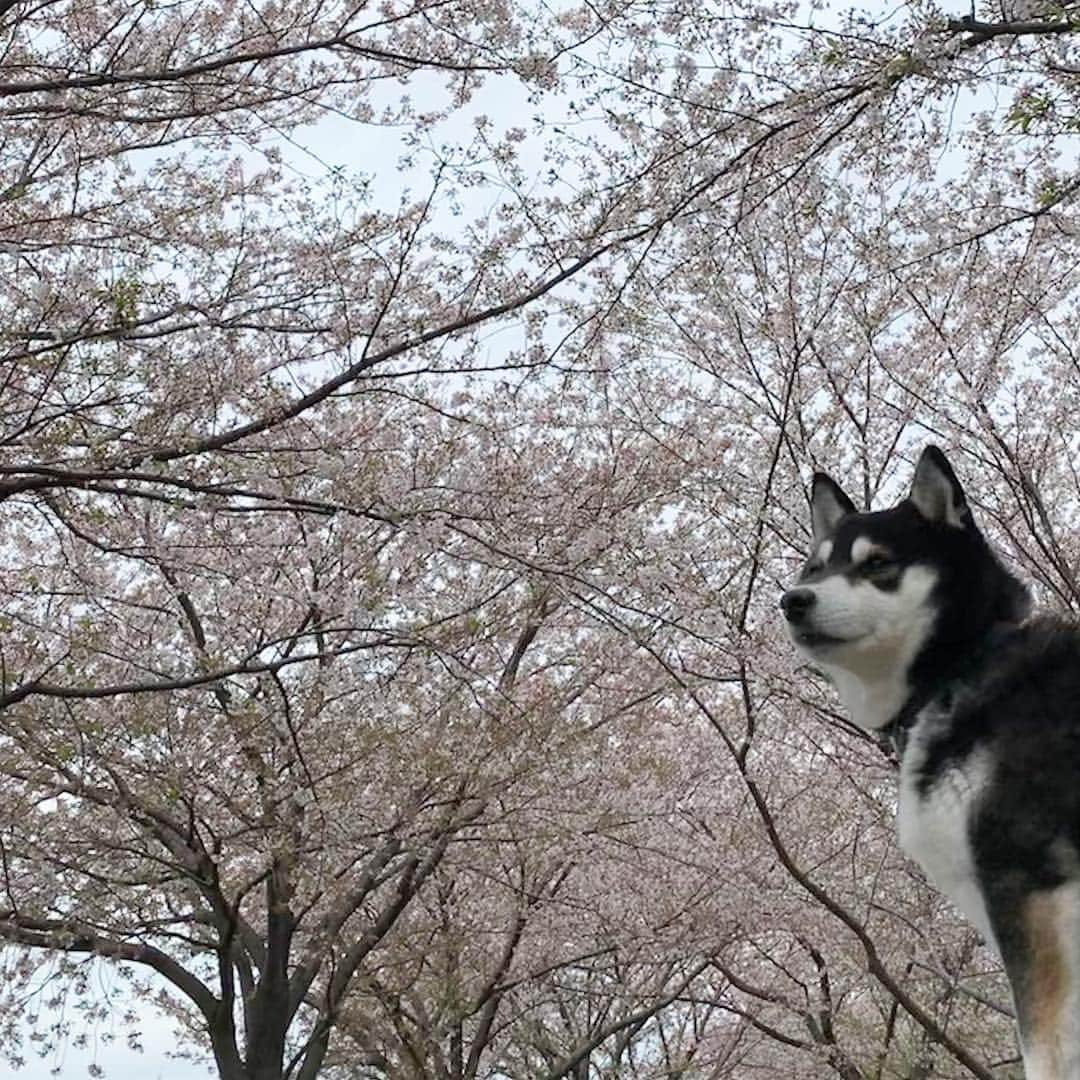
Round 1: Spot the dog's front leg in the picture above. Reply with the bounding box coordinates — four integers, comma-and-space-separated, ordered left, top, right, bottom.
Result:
988, 882, 1080, 1079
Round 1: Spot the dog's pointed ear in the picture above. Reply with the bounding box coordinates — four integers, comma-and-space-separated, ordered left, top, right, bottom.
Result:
810, 473, 856, 542
908, 446, 971, 529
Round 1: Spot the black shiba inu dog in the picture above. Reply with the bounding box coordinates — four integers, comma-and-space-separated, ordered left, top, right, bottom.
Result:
783, 447, 1080, 1079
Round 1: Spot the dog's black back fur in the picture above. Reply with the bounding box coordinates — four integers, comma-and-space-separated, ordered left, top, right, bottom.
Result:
948, 619, 1080, 885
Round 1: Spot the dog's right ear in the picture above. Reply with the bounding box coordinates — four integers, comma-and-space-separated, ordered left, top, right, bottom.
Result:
810, 473, 857, 543
908, 446, 971, 529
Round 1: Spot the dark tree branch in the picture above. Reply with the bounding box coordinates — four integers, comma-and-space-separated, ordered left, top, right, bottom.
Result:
948, 14, 1078, 45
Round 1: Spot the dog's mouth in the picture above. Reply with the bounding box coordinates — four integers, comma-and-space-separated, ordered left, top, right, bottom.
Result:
790, 627, 852, 649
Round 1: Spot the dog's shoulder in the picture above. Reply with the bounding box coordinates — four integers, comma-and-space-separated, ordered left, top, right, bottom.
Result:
903, 615, 1080, 897
896, 617, 1080, 936
967, 616, 1080, 883
910, 616, 1080, 784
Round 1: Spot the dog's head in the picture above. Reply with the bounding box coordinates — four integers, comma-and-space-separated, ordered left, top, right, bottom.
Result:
781, 447, 1031, 730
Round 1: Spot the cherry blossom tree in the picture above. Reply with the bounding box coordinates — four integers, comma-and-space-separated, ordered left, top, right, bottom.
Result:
1, 0, 1079, 1077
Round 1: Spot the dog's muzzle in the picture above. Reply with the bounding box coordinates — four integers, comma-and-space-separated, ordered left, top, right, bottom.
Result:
780, 587, 849, 649
780, 588, 815, 624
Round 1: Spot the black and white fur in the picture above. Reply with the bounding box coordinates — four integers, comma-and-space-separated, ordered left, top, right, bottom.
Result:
782, 447, 1080, 1080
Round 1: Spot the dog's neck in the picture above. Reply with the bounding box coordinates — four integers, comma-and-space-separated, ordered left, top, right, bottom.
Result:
877, 621, 1024, 754
881, 682, 946, 757
823, 663, 914, 733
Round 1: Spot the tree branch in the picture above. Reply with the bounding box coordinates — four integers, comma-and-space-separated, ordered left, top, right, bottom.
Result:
948, 14, 1078, 45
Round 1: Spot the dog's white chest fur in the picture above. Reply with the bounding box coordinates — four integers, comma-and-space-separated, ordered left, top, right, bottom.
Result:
896, 712, 996, 947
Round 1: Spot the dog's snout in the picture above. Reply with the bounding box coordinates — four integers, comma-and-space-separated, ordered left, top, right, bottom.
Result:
780, 588, 815, 623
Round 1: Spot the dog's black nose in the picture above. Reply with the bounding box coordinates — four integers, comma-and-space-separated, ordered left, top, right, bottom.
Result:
780, 588, 815, 623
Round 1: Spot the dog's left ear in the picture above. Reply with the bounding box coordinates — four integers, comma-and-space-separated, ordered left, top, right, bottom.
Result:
908, 446, 971, 529
810, 473, 857, 543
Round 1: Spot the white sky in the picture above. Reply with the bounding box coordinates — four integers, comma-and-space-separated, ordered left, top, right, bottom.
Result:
16, 977, 210, 1079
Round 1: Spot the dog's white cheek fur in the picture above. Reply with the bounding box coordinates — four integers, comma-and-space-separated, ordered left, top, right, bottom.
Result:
800, 566, 939, 730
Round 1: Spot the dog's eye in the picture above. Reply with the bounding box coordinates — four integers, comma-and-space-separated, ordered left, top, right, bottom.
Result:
862, 554, 895, 574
